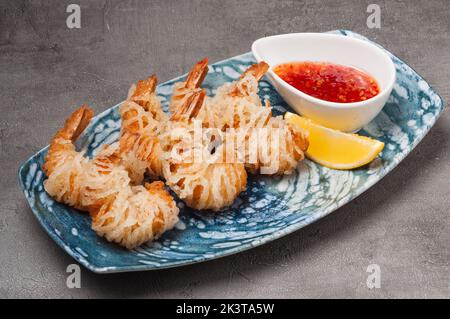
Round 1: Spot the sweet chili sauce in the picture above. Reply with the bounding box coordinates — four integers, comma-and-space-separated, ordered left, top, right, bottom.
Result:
273, 62, 380, 103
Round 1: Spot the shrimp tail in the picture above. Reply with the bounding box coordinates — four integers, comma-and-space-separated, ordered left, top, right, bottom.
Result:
132, 75, 157, 100
170, 89, 206, 122
228, 61, 269, 98
169, 58, 209, 114
43, 105, 93, 176
56, 104, 93, 142
185, 57, 209, 89
240, 61, 269, 81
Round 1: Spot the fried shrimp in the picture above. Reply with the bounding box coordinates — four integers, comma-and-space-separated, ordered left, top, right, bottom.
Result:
161, 90, 247, 211
243, 109, 309, 175
91, 181, 179, 249
41, 57, 311, 248
43, 106, 179, 249
208, 62, 309, 175
119, 75, 166, 182
89, 144, 179, 249
42, 105, 127, 212
170, 58, 209, 115
125, 75, 166, 123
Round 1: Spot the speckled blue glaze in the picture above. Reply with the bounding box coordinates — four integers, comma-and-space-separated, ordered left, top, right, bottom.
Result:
18, 30, 444, 273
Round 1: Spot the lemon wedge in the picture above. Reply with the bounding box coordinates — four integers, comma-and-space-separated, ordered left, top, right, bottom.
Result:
285, 112, 384, 170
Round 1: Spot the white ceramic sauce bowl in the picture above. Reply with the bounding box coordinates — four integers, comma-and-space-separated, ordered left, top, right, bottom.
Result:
252, 33, 396, 132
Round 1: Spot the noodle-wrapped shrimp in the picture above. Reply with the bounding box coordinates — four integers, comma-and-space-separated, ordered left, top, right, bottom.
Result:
242, 109, 309, 175
209, 62, 309, 175
161, 90, 247, 211
124, 74, 166, 123
42, 106, 92, 210
43, 105, 128, 212
91, 181, 179, 249
170, 58, 209, 115
43, 106, 179, 249
208, 61, 270, 131
92, 145, 179, 249
169, 58, 219, 128
85, 145, 180, 249
119, 75, 166, 182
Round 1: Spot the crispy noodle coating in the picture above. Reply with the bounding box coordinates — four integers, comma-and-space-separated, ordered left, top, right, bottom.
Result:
119, 75, 166, 182
208, 62, 309, 174
92, 182, 179, 249
162, 91, 247, 211
43, 106, 179, 249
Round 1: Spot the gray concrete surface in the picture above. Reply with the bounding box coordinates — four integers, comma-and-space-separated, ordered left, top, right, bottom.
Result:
0, 0, 449, 299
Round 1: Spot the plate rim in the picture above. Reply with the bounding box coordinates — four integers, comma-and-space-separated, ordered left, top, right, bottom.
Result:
18, 29, 446, 273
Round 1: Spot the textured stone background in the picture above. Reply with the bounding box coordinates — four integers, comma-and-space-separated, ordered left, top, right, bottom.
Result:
0, 0, 449, 298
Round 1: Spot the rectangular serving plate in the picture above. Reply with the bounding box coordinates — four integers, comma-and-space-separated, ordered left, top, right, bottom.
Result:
18, 30, 444, 273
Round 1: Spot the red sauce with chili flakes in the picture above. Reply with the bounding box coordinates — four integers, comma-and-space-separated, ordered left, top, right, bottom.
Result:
273, 61, 380, 103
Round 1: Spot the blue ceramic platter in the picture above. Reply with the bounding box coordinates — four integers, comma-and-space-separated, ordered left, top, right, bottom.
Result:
18, 30, 444, 273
